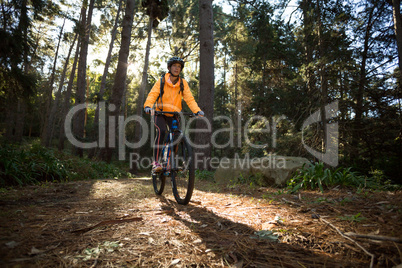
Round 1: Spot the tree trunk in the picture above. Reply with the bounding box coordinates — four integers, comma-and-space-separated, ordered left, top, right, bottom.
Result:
351, 5, 374, 160
10, 0, 31, 143
89, 0, 123, 159
99, 0, 136, 162
43, 31, 77, 148
41, 19, 65, 146
5, 95, 16, 141
58, 13, 83, 151
74, 0, 95, 157
14, 99, 26, 141
233, 16, 241, 151
392, 0, 402, 87
5, 98, 26, 143
99, 0, 123, 99
138, 9, 154, 120
391, 0, 402, 174
301, 0, 315, 99
234, 60, 240, 148
317, 0, 328, 153
196, 0, 214, 170
131, 9, 154, 172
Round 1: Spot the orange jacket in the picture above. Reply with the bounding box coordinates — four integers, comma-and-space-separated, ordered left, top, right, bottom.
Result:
143, 73, 201, 115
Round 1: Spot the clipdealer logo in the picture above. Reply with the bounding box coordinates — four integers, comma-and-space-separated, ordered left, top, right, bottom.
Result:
63, 101, 339, 167
301, 100, 339, 167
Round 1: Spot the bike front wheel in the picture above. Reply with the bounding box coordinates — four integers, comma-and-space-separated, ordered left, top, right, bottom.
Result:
171, 136, 195, 205
152, 172, 166, 195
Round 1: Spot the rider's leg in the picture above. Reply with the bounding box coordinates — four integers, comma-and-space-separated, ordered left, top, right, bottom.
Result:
152, 115, 168, 172
152, 115, 179, 171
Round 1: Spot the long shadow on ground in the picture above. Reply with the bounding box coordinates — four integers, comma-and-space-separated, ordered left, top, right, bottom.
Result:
158, 196, 364, 267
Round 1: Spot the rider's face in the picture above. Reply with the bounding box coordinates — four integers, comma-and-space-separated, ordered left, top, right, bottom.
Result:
170, 63, 182, 76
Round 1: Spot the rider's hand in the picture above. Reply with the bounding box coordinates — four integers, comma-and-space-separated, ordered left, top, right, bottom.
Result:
196, 111, 204, 117
144, 106, 151, 114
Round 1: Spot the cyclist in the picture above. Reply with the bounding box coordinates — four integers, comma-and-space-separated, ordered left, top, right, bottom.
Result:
144, 56, 204, 172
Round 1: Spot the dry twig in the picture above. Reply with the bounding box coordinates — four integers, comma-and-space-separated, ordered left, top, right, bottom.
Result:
281, 198, 301, 206
318, 216, 375, 268
344, 232, 402, 243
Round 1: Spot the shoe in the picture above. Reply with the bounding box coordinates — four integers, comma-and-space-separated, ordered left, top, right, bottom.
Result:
152, 162, 162, 172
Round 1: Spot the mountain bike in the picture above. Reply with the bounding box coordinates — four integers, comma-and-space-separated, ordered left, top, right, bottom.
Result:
151, 111, 195, 205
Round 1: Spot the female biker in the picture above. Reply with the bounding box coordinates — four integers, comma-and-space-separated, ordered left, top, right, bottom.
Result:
143, 57, 204, 172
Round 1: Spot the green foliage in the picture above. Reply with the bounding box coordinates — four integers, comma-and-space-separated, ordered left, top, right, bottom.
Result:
311, 197, 332, 204
0, 143, 131, 187
250, 230, 279, 242
76, 241, 122, 262
195, 169, 214, 181
261, 193, 275, 204
141, 0, 169, 27
338, 197, 352, 206
273, 189, 286, 195
339, 213, 367, 223
228, 173, 265, 188
287, 162, 370, 193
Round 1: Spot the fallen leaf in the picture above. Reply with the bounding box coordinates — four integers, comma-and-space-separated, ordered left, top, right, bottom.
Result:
29, 247, 44, 255
250, 230, 279, 242
231, 259, 244, 268
274, 216, 284, 224
371, 229, 380, 235
377, 217, 385, 223
139, 232, 152, 236
170, 258, 180, 266
261, 222, 276, 230
170, 239, 183, 247
5, 241, 18, 248
297, 206, 310, 213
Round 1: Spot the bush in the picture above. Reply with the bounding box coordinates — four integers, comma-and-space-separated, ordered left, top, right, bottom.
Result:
0, 143, 131, 187
287, 162, 372, 193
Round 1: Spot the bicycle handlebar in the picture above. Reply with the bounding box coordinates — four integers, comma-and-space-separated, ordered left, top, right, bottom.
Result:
154, 111, 197, 117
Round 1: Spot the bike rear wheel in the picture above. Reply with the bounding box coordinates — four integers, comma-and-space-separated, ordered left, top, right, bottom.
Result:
152, 172, 166, 195
171, 136, 195, 205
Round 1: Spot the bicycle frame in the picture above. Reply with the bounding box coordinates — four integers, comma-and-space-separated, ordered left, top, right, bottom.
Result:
154, 111, 194, 175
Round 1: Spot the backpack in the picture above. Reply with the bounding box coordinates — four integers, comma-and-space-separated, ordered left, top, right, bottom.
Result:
156, 73, 184, 111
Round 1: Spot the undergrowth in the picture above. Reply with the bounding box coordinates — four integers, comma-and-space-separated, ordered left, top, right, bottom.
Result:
0, 143, 132, 187
195, 169, 215, 181
228, 173, 265, 188
287, 162, 400, 193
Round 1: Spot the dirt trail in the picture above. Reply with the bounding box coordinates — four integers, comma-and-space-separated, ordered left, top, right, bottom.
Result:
0, 177, 401, 267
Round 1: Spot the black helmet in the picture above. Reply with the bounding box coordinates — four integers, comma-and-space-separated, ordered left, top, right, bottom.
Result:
167, 56, 184, 69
